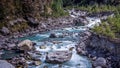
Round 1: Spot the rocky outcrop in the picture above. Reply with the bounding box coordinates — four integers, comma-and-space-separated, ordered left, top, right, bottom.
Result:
0, 60, 15, 68
18, 40, 35, 51
45, 51, 72, 64
76, 31, 120, 68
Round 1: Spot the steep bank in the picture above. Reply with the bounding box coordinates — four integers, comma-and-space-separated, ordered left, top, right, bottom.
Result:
76, 31, 120, 68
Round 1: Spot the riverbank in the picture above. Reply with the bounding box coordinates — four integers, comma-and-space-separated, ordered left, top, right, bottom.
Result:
0, 9, 120, 68
76, 31, 120, 68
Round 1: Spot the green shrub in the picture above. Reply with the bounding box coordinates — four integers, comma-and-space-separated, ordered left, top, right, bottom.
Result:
51, 0, 68, 17
93, 14, 120, 39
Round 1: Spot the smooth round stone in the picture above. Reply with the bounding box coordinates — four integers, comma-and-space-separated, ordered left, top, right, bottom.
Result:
0, 60, 15, 68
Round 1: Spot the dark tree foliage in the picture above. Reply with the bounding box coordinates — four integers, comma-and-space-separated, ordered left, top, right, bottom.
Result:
62, 0, 120, 7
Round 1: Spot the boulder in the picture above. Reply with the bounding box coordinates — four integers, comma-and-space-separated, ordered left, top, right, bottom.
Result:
93, 57, 107, 67
39, 45, 46, 49
0, 60, 15, 68
34, 60, 42, 66
27, 17, 39, 27
46, 51, 72, 64
18, 40, 34, 51
49, 33, 57, 38
74, 16, 88, 26
76, 42, 86, 54
0, 27, 10, 35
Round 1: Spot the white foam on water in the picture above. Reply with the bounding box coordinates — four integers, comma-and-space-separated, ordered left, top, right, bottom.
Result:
36, 34, 49, 38
34, 40, 91, 68
85, 17, 101, 28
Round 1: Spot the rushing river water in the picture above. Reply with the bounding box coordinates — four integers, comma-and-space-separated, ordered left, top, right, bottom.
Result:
20, 27, 91, 68
19, 17, 101, 68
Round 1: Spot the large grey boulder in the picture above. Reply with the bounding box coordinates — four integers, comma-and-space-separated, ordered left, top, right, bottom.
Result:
18, 39, 34, 51
93, 57, 107, 67
0, 60, 15, 68
46, 51, 72, 64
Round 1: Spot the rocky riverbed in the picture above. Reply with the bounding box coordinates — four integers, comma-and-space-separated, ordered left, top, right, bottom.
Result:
0, 9, 119, 68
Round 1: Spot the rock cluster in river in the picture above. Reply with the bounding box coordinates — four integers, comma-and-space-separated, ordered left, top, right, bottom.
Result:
18, 39, 35, 51
46, 51, 72, 64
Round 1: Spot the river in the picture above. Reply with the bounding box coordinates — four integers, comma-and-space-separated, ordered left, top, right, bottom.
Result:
19, 15, 101, 68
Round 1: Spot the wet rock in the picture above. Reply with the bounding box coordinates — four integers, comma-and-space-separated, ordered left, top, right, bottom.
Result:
95, 66, 102, 68
79, 31, 91, 41
76, 31, 92, 55
34, 60, 42, 66
0, 60, 15, 68
39, 45, 46, 49
52, 41, 62, 44
74, 16, 88, 26
46, 51, 72, 64
76, 42, 86, 53
92, 56, 97, 61
69, 47, 74, 51
93, 57, 107, 67
0, 51, 3, 58
0, 27, 10, 35
18, 40, 34, 51
44, 66, 48, 68
49, 33, 57, 38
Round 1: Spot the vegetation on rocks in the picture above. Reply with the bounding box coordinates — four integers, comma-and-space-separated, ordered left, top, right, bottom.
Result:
51, 0, 68, 17
93, 13, 120, 39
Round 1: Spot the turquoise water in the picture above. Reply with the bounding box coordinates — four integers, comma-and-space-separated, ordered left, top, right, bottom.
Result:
19, 26, 92, 68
